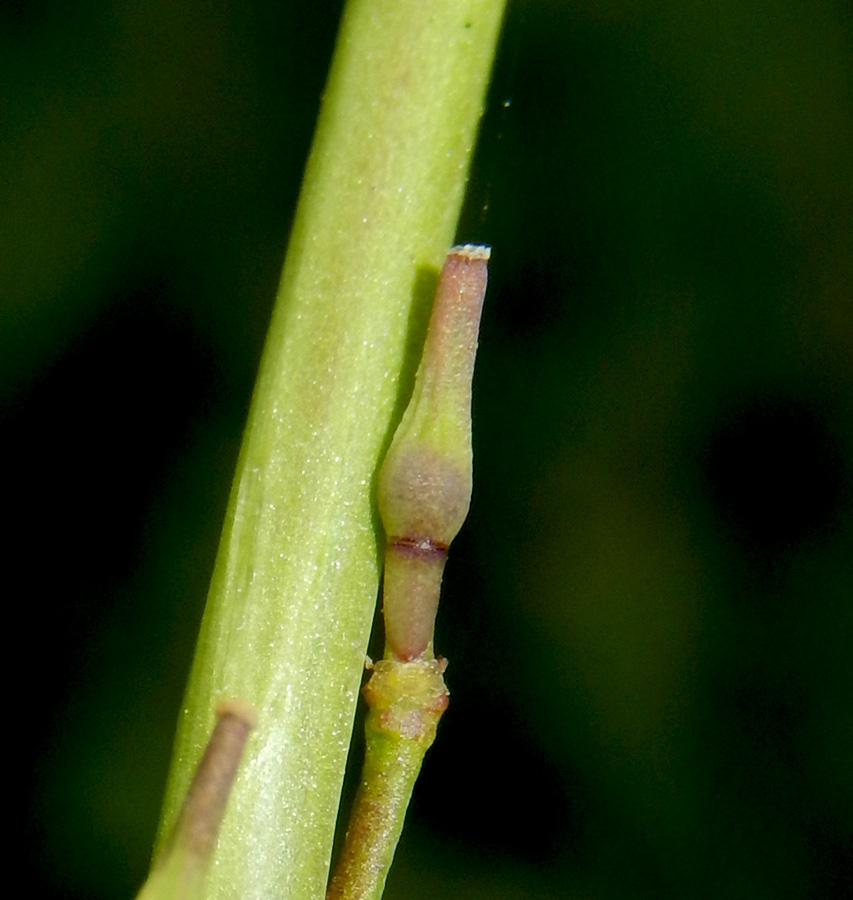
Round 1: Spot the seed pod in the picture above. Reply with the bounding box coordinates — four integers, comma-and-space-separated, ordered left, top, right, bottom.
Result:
377, 244, 490, 660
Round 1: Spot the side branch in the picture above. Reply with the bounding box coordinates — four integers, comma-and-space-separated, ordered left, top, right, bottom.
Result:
326, 659, 448, 900
327, 245, 490, 900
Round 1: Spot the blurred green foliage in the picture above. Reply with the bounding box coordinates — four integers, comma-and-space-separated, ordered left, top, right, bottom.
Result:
5, 0, 852, 898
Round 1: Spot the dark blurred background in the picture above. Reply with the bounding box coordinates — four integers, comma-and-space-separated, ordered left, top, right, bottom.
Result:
5, 0, 853, 897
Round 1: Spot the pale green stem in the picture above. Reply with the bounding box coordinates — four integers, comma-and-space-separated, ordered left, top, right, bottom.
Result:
154, 2, 505, 900
326, 659, 449, 900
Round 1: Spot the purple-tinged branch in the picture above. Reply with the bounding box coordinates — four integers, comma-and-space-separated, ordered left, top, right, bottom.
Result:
377, 245, 490, 660
139, 701, 256, 900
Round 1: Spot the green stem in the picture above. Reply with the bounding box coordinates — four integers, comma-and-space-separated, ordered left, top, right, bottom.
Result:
326, 659, 449, 900
154, 3, 505, 900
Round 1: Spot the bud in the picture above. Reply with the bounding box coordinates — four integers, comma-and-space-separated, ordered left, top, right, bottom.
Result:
377, 244, 490, 660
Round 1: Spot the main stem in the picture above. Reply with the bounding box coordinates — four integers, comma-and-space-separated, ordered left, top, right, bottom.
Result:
154, 3, 505, 900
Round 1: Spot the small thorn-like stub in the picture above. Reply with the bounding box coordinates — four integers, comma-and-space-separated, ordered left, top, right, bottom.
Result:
138, 701, 256, 900
377, 245, 490, 660
177, 700, 256, 860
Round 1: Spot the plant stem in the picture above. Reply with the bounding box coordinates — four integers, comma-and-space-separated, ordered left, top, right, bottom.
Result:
327, 245, 490, 900
326, 659, 448, 900
154, 3, 505, 900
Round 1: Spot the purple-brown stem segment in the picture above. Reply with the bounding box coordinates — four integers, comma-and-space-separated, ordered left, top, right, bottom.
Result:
328, 246, 489, 900
139, 700, 256, 900
377, 244, 489, 660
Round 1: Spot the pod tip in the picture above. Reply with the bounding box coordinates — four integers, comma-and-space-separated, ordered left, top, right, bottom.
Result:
449, 243, 491, 261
